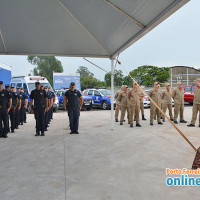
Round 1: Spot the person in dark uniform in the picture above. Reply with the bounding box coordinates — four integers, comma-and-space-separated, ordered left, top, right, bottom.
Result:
15, 87, 22, 129
5, 84, 12, 133
0, 81, 12, 138
48, 87, 55, 120
44, 86, 50, 131
5, 85, 18, 133
18, 88, 24, 125
30, 82, 48, 136
21, 89, 28, 123
64, 82, 83, 134
10, 86, 19, 132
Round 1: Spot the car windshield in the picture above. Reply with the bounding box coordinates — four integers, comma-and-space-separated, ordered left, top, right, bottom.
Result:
28, 83, 53, 93
99, 89, 111, 95
185, 86, 191, 91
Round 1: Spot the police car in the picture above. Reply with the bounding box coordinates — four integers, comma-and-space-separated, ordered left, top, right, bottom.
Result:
11, 76, 59, 113
55, 89, 93, 110
83, 88, 116, 110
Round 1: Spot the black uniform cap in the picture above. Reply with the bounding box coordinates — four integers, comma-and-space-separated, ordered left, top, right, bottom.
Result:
5, 84, 10, 87
70, 82, 75, 86
0, 81, 3, 85
35, 81, 40, 85
11, 86, 15, 88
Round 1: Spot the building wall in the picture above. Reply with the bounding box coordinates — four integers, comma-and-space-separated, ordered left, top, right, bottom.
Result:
169, 66, 200, 87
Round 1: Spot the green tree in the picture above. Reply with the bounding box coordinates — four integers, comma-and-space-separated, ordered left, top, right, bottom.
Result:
104, 70, 124, 87
27, 56, 63, 87
129, 65, 170, 87
77, 66, 94, 77
76, 66, 105, 90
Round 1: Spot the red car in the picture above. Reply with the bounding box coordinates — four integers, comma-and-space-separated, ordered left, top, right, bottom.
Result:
184, 85, 196, 104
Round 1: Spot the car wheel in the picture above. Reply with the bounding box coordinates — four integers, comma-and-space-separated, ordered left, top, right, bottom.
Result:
86, 105, 92, 110
101, 101, 108, 110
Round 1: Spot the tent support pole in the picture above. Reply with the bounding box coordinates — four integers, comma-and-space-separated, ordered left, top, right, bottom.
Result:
111, 58, 114, 130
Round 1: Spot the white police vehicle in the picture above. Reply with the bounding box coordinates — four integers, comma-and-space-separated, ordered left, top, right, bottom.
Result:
10, 76, 59, 113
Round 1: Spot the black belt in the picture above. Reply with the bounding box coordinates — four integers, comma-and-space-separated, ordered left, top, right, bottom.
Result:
34, 105, 46, 108
67, 104, 79, 107
0, 105, 7, 108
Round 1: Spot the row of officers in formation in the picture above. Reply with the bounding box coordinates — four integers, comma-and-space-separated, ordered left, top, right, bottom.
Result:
115, 78, 200, 128
0, 81, 55, 138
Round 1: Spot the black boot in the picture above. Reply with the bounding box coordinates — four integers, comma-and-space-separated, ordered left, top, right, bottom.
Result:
142, 115, 146, 120
130, 124, 133, 128
136, 124, 142, 127
35, 131, 40, 136
115, 119, 118, 122
41, 132, 45, 136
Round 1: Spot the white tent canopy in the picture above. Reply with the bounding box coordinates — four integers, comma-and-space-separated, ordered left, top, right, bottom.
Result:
0, 0, 189, 58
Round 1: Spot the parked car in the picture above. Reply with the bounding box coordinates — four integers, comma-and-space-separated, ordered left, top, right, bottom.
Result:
184, 85, 195, 104
55, 89, 93, 110
83, 88, 116, 110
143, 90, 174, 108
11, 76, 59, 113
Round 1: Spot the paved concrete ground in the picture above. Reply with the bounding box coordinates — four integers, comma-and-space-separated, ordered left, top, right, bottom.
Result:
1, 105, 200, 200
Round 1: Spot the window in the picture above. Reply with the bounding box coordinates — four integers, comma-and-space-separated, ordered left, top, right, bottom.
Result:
94, 90, 101, 96
99, 89, 111, 95
191, 87, 195, 92
83, 90, 88, 95
57, 91, 62, 96
23, 83, 28, 94
11, 83, 16, 88
88, 90, 93, 95
184, 86, 191, 92
62, 91, 66, 96
16, 83, 22, 88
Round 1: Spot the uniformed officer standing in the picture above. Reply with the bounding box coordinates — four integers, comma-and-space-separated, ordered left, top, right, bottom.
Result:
172, 81, 187, 124
30, 82, 48, 136
0, 81, 12, 138
115, 87, 122, 122
15, 87, 21, 129
21, 89, 28, 123
128, 82, 141, 128
19, 88, 25, 125
118, 85, 130, 125
48, 87, 55, 120
161, 83, 173, 122
5, 84, 18, 133
149, 82, 163, 125
139, 88, 146, 120
188, 78, 200, 127
44, 86, 50, 131
48, 87, 54, 123
64, 82, 83, 134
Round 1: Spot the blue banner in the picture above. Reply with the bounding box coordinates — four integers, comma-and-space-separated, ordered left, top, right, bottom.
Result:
53, 73, 81, 91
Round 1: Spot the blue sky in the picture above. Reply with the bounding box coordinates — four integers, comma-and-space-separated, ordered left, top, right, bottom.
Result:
0, 0, 199, 81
